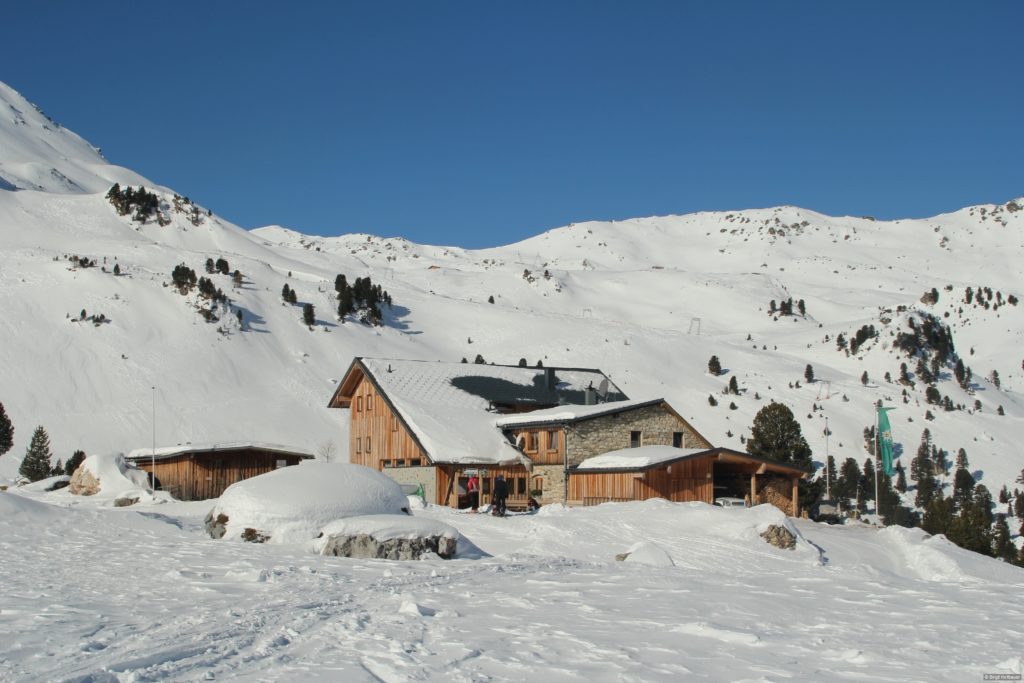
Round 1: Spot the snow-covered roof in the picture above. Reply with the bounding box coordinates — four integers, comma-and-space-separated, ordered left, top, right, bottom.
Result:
575, 446, 709, 471
494, 398, 664, 428
125, 441, 315, 462
343, 358, 625, 465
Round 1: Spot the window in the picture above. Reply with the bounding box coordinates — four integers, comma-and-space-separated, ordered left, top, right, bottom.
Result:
410, 459, 421, 467
482, 478, 492, 495
630, 431, 642, 448
527, 431, 539, 451
366, 437, 372, 454
517, 478, 527, 495
356, 396, 363, 412
672, 432, 684, 448
391, 415, 398, 431
367, 393, 373, 411
396, 459, 405, 467
547, 430, 559, 451
355, 437, 362, 453
275, 459, 287, 468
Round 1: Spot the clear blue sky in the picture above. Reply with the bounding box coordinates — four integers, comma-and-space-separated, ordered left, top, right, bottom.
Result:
3, 2, 1021, 247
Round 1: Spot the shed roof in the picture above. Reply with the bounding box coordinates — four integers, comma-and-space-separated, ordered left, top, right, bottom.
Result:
125, 441, 316, 463
572, 447, 809, 476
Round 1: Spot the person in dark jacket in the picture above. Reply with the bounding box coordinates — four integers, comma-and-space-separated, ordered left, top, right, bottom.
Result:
492, 475, 509, 517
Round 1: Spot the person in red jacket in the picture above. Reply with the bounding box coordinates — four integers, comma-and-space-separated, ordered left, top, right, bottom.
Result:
467, 474, 480, 512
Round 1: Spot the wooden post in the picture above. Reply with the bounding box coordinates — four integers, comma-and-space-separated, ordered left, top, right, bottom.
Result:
791, 477, 800, 517
750, 472, 758, 506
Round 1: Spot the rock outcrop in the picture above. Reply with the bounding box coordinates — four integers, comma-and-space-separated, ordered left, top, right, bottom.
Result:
68, 467, 101, 496
321, 533, 457, 560
761, 524, 797, 550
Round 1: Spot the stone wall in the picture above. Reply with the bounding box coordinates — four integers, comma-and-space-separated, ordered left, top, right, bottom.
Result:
531, 464, 566, 505
382, 465, 438, 504
565, 404, 711, 467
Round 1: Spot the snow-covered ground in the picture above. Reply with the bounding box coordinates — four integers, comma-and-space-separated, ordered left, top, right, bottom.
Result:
1, 488, 1021, 682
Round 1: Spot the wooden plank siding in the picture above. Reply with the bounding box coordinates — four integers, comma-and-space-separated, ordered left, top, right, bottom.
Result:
506, 427, 565, 466
134, 450, 306, 501
348, 375, 427, 469
569, 456, 713, 506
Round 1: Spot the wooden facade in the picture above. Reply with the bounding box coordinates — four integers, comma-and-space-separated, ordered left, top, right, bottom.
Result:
505, 427, 565, 466
130, 446, 311, 501
569, 456, 714, 506
345, 373, 426, 470
569, 449, 806, 515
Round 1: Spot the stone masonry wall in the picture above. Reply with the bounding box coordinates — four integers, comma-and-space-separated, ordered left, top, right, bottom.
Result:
382, 466, 438, 504
565, 404, 711, 467
531, 464, 566, 505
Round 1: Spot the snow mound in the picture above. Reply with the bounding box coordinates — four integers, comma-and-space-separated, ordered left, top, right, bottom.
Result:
20, 474, 70, 492
319, 514, 460, 543
208, 462, 410, 544
622, 541, 675, 567
0, 490, 67, 521
880, 525, 1024, 584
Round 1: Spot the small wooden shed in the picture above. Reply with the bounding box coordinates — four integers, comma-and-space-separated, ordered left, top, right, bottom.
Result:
569, 446, 808, 515
126, 442, 314, 501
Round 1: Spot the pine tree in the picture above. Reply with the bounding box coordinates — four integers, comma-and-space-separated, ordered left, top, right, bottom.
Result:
282, 284, 291, 303
861, 371, 869, 386
50, 458, 64, 476
804, 364, 814, 383
518, 358, 527, 367
746, 402, 812, 468
921, 495, 954, 536
488, 295, 495, 304
728, 376, 739, 395
797, 299, 806, 316
953, 466, 976, 511
474, 354, 486, 364
113, 263, 121, 276
708, 395, 718, 407
836, 458, 861, 503
824, 455, 838, 496
65, 449, 86, 476
991, 516, 1015, 562
302, 303, 316, 327
19, 425, 53, 482
915, 464, 939, 509
860, 458, 876, 503
708, 355, 722, 375
894, 462, 907, 493
0, 401, 12, 456
287, 288, 298, 304
205, 257, 216, 274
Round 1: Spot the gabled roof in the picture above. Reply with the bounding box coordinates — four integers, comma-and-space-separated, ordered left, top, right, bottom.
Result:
328, 358, 626, 465
571, 446, 809, 476
125, 441, 315, 463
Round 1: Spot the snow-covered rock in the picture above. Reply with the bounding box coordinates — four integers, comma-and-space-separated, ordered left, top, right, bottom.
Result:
318, 514, 461, 560
20, 474, 70, 492
68, 453, 150, 499
206, 462, 410, 544
618, 541, 675, 567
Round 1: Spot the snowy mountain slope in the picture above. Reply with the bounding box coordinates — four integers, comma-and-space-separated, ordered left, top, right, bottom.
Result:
1, 80, 1023, 508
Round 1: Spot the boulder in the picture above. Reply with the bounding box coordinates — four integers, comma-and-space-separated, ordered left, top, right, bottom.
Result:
69, 467, 101, 496
113, 496, 140, 507
321, 533, 457, 560
761, 524, 797, 550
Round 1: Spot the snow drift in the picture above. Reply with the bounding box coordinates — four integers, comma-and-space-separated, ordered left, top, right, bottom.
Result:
207, 462, 410, 543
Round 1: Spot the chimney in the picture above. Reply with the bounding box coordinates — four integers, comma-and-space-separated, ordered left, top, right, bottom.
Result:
585, 384, 597, 405
544, 367, 556, 391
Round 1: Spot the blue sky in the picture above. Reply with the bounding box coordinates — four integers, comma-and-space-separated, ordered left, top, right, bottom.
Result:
2, 2, 1021, 247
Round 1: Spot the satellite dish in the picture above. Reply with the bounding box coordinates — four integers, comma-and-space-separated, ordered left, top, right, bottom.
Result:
597, 379, 610, 400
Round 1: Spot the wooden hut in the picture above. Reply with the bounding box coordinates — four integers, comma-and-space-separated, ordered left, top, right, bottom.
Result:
568, 446, 808, 515
126, 442, 314, 501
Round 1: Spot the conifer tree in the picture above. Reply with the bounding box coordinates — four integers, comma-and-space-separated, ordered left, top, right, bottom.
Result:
894, 462, 907, 493
921, 495, 954, 536
518, 358, 527, 367
728, 376, 739, 395
861, 371, 869, 386
804, 364, 814, 383
991, 516, 1015, 562
113, 263, 121, 276
302, 303, 316, 327
65, 449, 86, 476
836, 457, 861, 502
708, 395, 718, 407
474, 354, 486, 364
708, 355, 722, 376
0, 401, 12, 457
282, 283, 292, 303
953, 466, 976, 511
19, 425, 53, 482
746, 402, 812, 468
205, 257, 215, 274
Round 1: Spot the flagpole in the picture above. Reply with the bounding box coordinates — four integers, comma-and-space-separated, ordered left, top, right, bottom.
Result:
825, 417, 831, 500
874, 402, 881, 524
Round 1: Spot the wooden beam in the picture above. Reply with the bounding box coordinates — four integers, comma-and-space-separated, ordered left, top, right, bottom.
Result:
750, 472, 758, 506
756, 463, 768, 475
791, 477, 800, 517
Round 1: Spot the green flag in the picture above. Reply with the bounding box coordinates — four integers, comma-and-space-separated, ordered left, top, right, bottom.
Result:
878, 406, 895, 476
